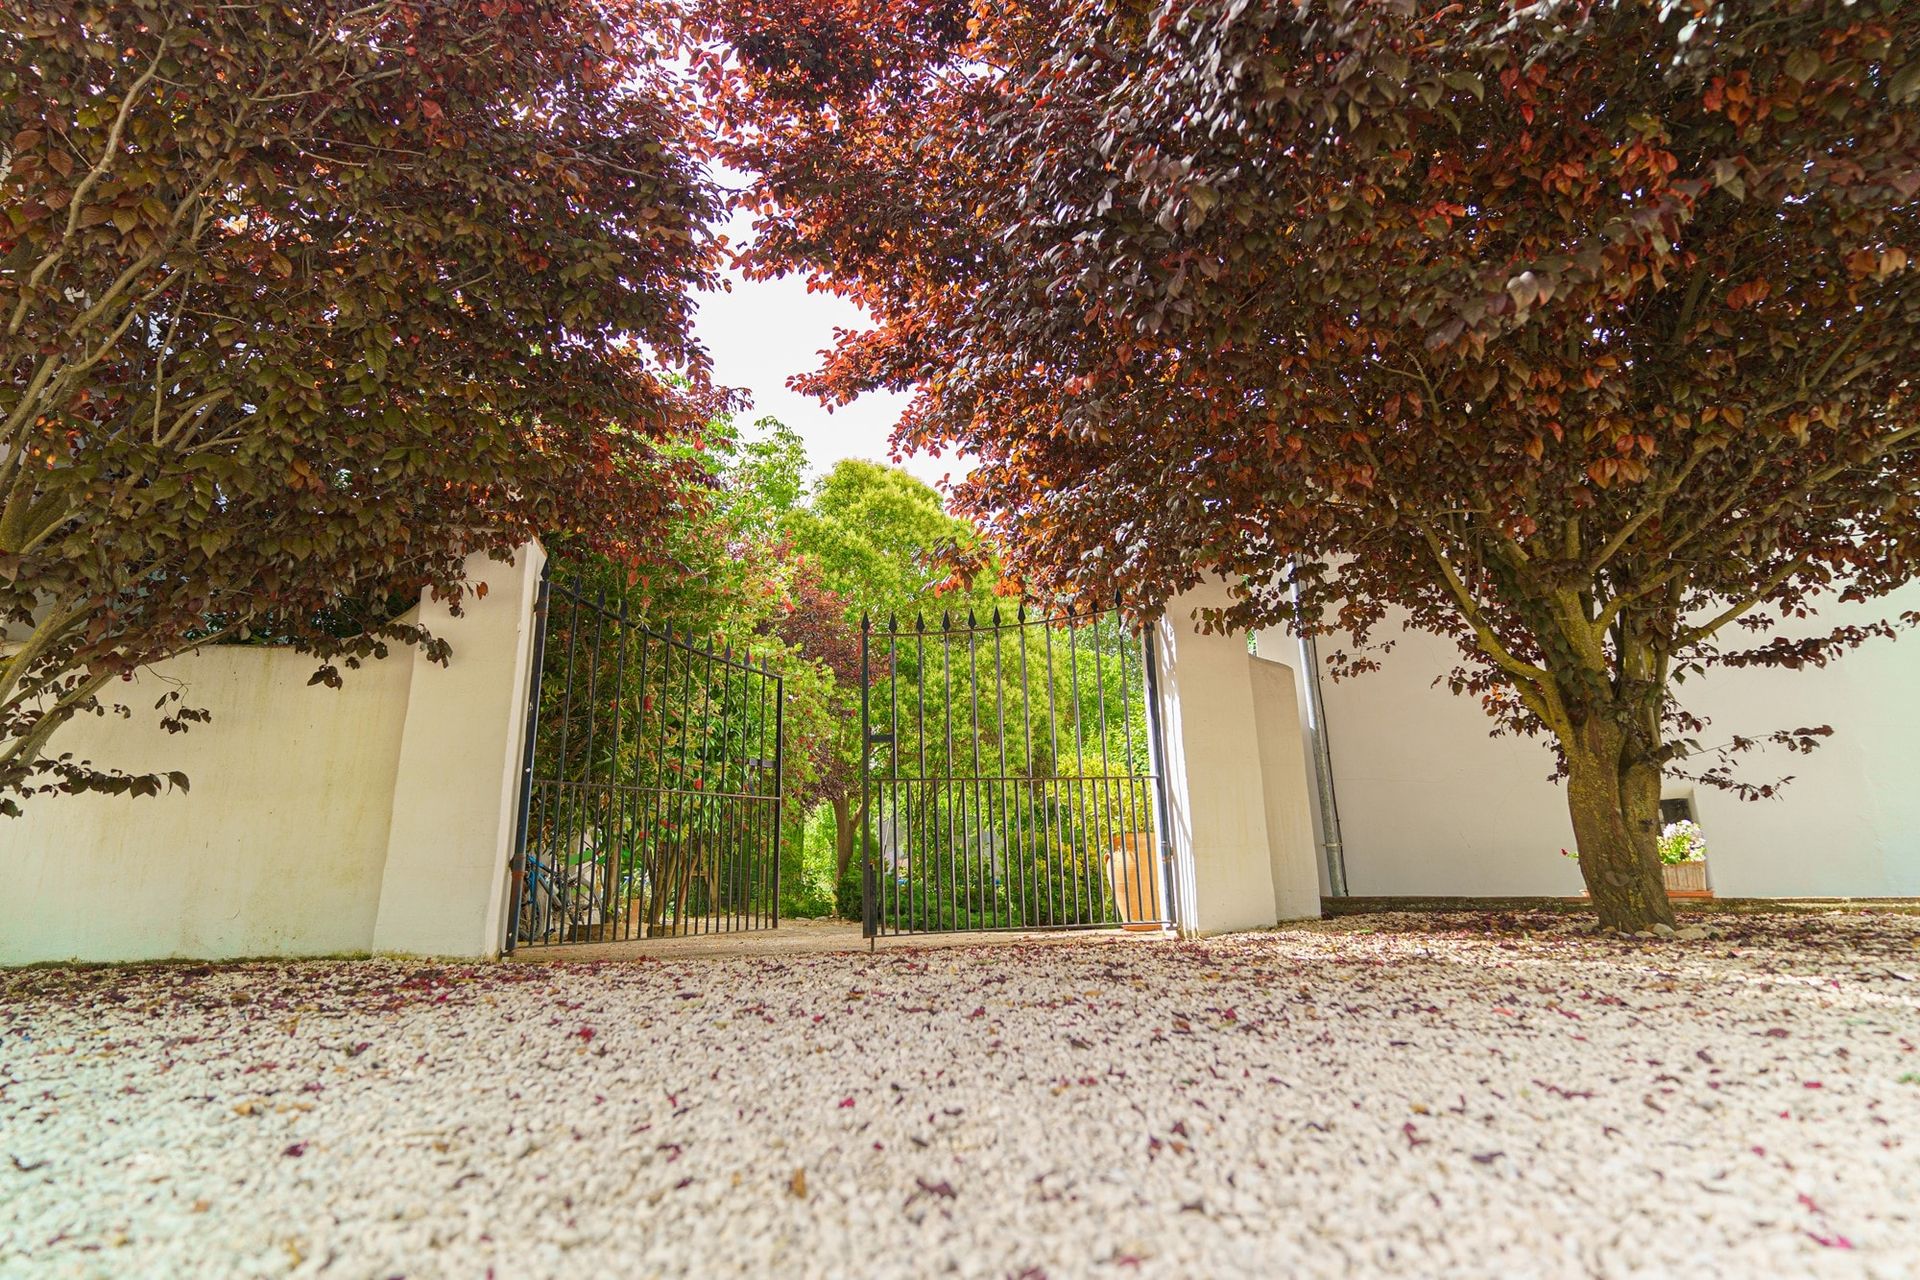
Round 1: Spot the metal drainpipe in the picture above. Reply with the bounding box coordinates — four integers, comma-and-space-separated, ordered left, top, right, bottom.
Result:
1300, 630, 1349, 898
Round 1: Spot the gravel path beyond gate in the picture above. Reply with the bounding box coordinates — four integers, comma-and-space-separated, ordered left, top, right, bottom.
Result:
3, 911, 1918, 1278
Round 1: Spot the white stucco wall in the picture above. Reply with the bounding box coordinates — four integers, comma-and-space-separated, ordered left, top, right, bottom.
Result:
1, 646, 413, 963
0, 545, 545, 965
1314, 582, 1920, 899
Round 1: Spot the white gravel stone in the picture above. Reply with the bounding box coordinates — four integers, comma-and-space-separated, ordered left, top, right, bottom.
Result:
3, 911, 1918, 1278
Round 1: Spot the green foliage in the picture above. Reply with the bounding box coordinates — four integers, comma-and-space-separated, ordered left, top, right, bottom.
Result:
787, 460, 993, 619
784, 803, 841, 919
1658, 820, 1709, 865
833, 832, 866, 922
867, 770, 1147, 932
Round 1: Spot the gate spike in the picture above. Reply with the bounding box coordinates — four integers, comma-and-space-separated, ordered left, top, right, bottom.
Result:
887, 613, 897, 634
1017, 602, 1027, 623
991, 606, 1001, 626
915, 613, 925, 633
941, 609, 951, 630
967, 609, 976, 627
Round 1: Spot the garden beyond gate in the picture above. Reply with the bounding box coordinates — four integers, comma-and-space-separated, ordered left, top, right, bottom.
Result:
509, 562, 782, 950
859, 606, 1173, 937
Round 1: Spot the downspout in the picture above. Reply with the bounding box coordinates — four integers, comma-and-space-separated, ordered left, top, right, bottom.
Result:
1299, 629, 1349, 898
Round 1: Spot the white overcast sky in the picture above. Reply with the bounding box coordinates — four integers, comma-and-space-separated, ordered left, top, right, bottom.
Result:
691, 200, 970, 490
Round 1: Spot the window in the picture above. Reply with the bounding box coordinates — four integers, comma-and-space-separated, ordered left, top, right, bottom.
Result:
1660, 797, 1696, 826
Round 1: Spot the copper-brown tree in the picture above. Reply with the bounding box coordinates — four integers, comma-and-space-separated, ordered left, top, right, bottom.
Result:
701, 0, 1920, 931
2, 1, 724, 811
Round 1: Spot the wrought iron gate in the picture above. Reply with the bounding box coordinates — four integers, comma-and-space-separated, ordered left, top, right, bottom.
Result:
859, 605, 1172, 938
509, 562, 782, 950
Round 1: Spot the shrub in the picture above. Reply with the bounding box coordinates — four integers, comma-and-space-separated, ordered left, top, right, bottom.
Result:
1658, 821, 1709, 866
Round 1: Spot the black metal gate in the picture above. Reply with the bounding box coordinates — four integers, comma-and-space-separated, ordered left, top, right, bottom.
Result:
858, 605, 1172, 938
508, 562, 782, 950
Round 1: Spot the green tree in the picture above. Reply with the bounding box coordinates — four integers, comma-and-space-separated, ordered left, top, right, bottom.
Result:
784, 459, 995, 911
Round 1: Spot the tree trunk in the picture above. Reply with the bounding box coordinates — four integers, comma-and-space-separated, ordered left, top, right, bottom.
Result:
831, 795, 856, 885
1562, 720, 1674, 933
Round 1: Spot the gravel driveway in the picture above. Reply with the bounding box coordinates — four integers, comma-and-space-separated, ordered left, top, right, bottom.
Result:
4, 911, 1918, 1278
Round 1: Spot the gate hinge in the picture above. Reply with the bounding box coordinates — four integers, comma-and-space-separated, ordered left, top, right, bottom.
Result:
865, 731, 895, 745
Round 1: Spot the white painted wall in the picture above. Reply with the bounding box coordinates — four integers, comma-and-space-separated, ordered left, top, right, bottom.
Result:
1312, 582, 1920, 899
1, 646, 414, 963
0, 545, 546, 965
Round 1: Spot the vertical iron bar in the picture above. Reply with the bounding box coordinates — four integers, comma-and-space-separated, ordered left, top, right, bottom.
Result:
638, 628, 673, 939
623, 626, 651, 942
1016, 607, 1035, 928
578, 587, 610, 937
990, 609, 1010, 930
860, 615, 876, 938
756, 656, 769, 931
887, 616, 900, 935
915, 615, 928, 934
1041, 607, 1065, 928
718, 652, 729, 932
546, 582, 585, 945
569, 586, 606, 939
505, 561, 553, 953
1067, 606, 1082, 924
734, 649, 749, 931
940, 614, 956, 930
503, 560, 549, 951
1115, 598, 1148, 922
966, 613, 984, 929
669, 625, 696, 936
698, 637, 722, 935
772, 665, 784, 929
1089, 607, 1116, 923
1142, 626, 1178, 931
599, 594, 628, 934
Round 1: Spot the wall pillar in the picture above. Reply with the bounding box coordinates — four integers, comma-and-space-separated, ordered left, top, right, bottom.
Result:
1248, 654, 1323, 920
1149, 575, 1318, 935
371, 542, 546, 958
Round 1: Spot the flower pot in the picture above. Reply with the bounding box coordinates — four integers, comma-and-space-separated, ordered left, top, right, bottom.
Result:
1661, 860, 1710, 897
1106, 833, 1166, 929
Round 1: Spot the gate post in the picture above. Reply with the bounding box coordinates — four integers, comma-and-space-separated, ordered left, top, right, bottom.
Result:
1148, 574, 1317, 935
859, 614, 878, 939
371, 541, 548, 958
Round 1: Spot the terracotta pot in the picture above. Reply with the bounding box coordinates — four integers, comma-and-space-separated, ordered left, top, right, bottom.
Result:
1106, 833, 1166, 929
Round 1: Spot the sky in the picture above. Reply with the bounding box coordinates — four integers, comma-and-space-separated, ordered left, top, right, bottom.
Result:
692, 203, 970, 492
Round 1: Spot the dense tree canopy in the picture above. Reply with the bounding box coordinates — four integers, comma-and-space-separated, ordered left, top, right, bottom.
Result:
0, 0, 724, 811
701, 0, 1920, 930
778, 458, 991, 909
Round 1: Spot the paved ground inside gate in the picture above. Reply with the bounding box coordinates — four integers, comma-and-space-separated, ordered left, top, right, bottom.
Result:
4, 912, 1918, 1278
